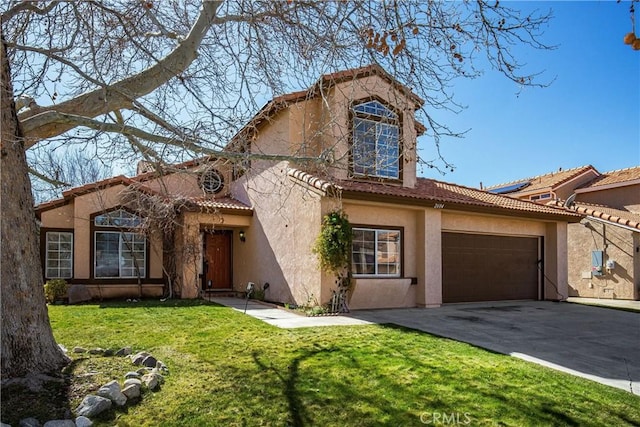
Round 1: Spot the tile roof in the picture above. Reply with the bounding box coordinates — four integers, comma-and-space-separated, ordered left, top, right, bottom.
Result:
485, 165, 598, 194
548, 200, 640, 231
288, 168, 582, 221
177, 196, 252, 213
576, 165, 640, 190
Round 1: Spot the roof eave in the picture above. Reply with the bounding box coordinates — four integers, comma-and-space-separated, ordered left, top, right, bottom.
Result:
341, 190, 583, 223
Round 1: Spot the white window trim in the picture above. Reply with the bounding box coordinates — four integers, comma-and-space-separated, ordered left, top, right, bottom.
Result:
352, 227, 402, 278
45, 231, 73, 279
94, 231, 146, 279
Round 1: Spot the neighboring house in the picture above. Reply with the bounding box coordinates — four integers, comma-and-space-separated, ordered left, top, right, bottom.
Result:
486, 166, 640, 301
36, 65, 583, 308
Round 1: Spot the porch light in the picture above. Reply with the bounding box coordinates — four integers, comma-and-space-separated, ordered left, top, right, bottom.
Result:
239, 230, 246, 242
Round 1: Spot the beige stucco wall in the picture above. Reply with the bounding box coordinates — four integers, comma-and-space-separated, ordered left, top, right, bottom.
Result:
576, 183, 640, 212
336, 201, 421, 309
232, 162, 323, 305
567, 220, 639, 300
40, 203, 74, 229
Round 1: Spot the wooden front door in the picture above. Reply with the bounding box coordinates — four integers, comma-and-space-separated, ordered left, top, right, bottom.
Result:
204, 231, 232, 290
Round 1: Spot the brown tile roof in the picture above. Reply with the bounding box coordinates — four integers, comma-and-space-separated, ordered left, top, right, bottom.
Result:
288, 168, 582, 221
577, 165, 640, 190
548, 200, 640, 231
177, 196, 252, 214
228, 64, 426, 151
485, 165, 599, 194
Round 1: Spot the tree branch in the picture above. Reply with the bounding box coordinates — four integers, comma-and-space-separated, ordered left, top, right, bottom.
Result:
17, 1, 223, 146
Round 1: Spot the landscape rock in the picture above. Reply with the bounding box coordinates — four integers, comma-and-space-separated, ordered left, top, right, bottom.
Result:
72, 347, 86, 354
136, 368, 149, 375
87, 348, 104, 355
58, 344, 68, 354
141, 373, 161, 391
115, 347, 132, 357
19, 417, 40, 427
67, 285, 92, 304
97, 380, 127, 406
74, 416, 92, 427
76, 395, 112, 418
124, 371, 140, 379
1, 422, 12, 427
122, 383, 141, 400
103, 349, 114, 357
130, 352, 149, 366
141, 355, 157, 368
123, 378, 142, 388
42, 421, 75, 427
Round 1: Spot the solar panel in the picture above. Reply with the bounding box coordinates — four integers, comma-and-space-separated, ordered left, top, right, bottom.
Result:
488, 181, 530, 194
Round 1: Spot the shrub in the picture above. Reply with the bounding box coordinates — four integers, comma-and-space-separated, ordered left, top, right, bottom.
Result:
312, 209, 352, 274
44, 279, 68, 303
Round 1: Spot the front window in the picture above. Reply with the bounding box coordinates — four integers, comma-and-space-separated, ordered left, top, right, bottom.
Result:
352, 227, 401, 277
352, 100, 400, 179
94, 210, 146, 278
45, 231, 73, 279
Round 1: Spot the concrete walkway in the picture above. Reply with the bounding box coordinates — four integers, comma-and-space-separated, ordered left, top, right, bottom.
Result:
210, 297, 373, 328
567, 296, 640, 311
212, 297, 640, 395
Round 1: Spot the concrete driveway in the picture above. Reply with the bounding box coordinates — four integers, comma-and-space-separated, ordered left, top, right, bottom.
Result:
351, 301, 640, 395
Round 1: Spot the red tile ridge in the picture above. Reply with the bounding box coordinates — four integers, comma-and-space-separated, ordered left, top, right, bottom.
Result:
485, 165, 597, 191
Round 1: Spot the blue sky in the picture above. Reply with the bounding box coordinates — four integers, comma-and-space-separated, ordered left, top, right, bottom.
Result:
419, 1, 640, 188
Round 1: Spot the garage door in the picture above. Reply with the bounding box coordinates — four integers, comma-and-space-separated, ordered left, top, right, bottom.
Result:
442, 233, 540, 303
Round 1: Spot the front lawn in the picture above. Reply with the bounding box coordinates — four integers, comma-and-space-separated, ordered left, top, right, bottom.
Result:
3, 300, 639, 426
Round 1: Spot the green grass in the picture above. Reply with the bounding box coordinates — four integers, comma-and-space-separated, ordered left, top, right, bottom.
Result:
3, 299, 639, 426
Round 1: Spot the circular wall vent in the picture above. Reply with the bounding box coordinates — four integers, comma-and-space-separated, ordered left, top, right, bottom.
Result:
200, 169, 224, 194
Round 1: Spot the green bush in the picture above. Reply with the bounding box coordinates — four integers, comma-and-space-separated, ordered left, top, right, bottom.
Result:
312, 209, 352, 274
44, 279, 68, 303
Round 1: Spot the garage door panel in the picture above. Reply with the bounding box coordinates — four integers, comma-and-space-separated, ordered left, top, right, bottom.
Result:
442, 233, 539, 303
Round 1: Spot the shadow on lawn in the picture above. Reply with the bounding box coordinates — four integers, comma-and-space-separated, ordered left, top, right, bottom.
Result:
252, 348, 332, 427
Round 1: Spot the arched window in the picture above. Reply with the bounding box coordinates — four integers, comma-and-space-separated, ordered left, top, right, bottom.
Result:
351, 100, 400, 179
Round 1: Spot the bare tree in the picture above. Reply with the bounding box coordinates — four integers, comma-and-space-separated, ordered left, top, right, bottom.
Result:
30, 148, 115, 203
1, 0, 553, 378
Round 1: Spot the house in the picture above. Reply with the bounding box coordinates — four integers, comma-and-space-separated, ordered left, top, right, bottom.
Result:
486, 166, 640, 300
36, 65, 583, 308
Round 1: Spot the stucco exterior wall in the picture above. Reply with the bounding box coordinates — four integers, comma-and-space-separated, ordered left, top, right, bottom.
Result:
338, 201, 420, 309
40, 203, 74, 228
233, 162, 323, 305
576, 183, 640, 212
567, 220, 638, 300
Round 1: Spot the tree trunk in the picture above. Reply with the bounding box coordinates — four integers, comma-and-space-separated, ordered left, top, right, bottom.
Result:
1, 37, 69, 379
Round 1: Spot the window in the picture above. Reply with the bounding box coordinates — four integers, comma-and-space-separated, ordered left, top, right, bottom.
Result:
352, 228, 401, 277
95, 209, 142, 228
45, 232, 73, 279
95, 232, 146, 278
352, 100, 400, 179
530, 193, 552, 201
94, 210, 146, 278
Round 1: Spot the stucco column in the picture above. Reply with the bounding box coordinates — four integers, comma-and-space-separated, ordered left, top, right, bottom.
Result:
416, 208, 442, 307
544, 222, 568, 301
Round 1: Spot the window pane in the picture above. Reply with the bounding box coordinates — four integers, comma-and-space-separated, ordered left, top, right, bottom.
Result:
45, 232, 73, 279
352, 228, 401, 277
352, 117, 399, 179
95, 232, 120, 277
